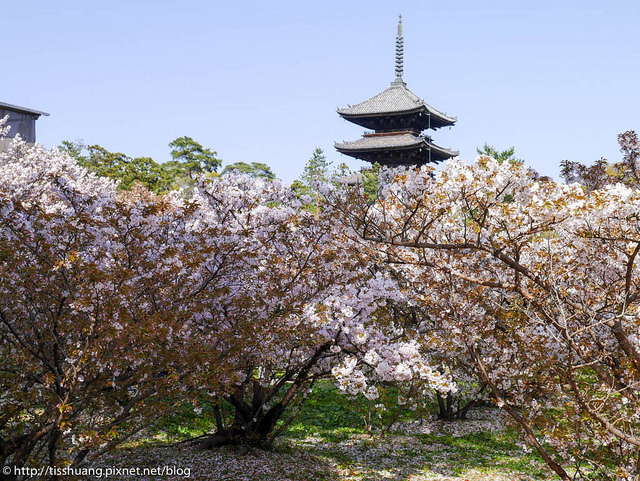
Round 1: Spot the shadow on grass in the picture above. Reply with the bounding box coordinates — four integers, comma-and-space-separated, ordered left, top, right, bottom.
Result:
277, 427, 553, 481
271, 381, 551, 480
104, 381, 554, 480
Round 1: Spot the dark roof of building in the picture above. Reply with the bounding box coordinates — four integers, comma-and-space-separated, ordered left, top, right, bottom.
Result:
0, 102, 50, 117
335, 132, 458, 158
337, 80, 456, 127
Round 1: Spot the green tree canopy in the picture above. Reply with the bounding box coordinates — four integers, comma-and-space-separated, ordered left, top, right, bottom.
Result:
293, 148, 332, 212
361, 163, 381, 200
59, 138, 223, 194
60, 141, 170, 192
300, 147, 331, 189
221, 161, 275, 180
476, 144, 522, 164
168, 136, 221, 176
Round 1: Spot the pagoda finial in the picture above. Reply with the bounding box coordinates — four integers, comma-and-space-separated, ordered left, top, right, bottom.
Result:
395, 14, 404, 81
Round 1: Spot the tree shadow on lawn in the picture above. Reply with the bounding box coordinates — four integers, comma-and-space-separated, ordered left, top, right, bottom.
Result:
279, 428, 554, 481
87, 426, 553, 481
278, 384, 555, 481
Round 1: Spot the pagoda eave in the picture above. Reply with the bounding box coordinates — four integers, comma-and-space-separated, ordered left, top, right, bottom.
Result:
338, 107, 455, 131
336, 82, 457, 130
335, 136, 458, 166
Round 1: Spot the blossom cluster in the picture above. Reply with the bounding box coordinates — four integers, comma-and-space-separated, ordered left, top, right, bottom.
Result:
333, 148, 640, 479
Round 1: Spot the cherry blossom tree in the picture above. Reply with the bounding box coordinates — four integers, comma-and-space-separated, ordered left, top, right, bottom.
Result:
0, 120, 453, 476
0, 130, 206, 472
178, 174, 454, 448
333, 134, 640, 479
561, 130, 640, 191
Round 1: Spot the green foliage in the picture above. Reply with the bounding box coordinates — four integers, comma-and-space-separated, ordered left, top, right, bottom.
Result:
292, 147, 333, 212
476, 144, 522, 164
154, 403, 216, 440
286, 381, 368, 437
59, 139, 84, 159
61, 141, 171, 193
222, 161, 276, 180
331, 162, 352, 183
362, 163, 381, 200
153, 398, 235, 441
60, 137, 223, 193
168, 136, 221, 176
290, 179, 306, 195
300, 147, 331, 190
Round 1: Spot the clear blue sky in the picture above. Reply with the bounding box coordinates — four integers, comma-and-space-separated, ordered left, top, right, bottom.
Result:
5, 0, 639, 182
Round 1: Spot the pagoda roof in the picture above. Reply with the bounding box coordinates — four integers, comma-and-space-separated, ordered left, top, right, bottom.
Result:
337, 80, 456, 129
335, 132, 458, 164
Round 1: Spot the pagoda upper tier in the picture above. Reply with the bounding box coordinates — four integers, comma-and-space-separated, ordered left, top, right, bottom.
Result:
337, 79, 456, 132
335, 15, 457, 167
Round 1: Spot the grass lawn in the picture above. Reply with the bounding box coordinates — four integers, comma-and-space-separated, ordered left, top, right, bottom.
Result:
89, 383, 556, 480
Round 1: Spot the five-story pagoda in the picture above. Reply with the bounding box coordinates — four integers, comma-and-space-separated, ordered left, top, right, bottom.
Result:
335, 15, 457, 167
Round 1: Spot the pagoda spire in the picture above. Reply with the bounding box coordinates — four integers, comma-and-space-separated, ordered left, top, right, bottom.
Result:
395, 14, 404, 81
335, 15, 458, 167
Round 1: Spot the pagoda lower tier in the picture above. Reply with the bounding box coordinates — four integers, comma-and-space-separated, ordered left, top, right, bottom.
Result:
335, 131, 458, 166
